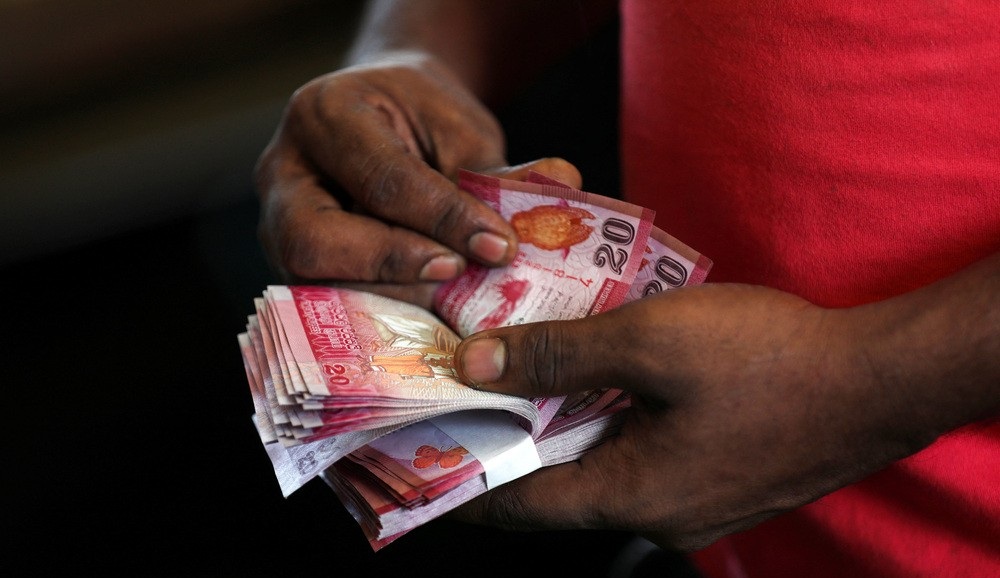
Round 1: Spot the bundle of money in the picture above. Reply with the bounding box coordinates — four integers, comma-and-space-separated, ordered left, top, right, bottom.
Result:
238, 286, 548, 497
237, 170, 712, 550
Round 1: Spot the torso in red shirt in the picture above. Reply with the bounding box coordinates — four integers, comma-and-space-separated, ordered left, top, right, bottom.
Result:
620, 2, 1000, 576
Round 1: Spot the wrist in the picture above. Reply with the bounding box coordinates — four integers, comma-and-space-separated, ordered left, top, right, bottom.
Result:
835, 273, 1000, 456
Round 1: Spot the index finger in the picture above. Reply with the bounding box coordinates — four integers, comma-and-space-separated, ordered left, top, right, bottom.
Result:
301, 87, 519, 267
257, 156, 471, 284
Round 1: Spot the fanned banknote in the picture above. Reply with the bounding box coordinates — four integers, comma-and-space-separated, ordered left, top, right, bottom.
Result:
239, 285, 543, 496
237, 170, 713, 549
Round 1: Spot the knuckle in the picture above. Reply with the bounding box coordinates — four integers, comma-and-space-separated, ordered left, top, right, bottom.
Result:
374, 240, 412, 282
269, 210, 337, 281
355, 157, 471, 252
288, 77, 324, 118
281, 81, 321, 140
426, 194, 471, 241
522, 323, 566, 398
356, 154, 396, 209
433, 118, 505, 174
278, 226, 323, 280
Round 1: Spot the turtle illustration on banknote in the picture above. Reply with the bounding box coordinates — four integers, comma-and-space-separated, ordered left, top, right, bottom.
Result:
510, 202, 595, 253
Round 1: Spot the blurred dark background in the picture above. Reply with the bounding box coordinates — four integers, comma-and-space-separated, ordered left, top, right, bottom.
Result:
2, 2, 642, 576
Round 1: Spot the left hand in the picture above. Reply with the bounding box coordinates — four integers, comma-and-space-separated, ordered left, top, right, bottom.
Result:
450, 283, 934, 551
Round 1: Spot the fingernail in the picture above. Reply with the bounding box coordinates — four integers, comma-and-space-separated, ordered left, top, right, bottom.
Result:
460, 338, 506, 385
419, 254, 463, 281
469, 232, 510, 264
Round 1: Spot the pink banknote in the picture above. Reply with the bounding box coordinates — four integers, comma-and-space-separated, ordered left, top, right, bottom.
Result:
238, 285, 548, 495
318, 172, 716, 550
238, 169, 715, 547
434, 170, 656, 337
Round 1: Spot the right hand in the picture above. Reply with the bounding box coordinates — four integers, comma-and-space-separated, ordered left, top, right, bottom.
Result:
451, 283, 938, 551
254, 51, 581, 308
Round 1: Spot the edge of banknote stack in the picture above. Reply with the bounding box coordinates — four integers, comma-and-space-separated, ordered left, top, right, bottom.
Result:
237, 170, 713, 550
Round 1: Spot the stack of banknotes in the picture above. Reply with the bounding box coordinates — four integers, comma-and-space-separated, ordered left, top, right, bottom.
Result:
237, 170, 713, 550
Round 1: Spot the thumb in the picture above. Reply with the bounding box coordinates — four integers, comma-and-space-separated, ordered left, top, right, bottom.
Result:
454, 316, 612, 398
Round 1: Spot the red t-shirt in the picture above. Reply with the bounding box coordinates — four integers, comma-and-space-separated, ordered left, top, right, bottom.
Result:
620, 2, 1000, 576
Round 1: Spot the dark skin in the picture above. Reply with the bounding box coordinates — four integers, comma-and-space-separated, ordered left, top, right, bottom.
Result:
254, 0, 609, 304
254, 0, 1000, 552
452, 264, 1000, 550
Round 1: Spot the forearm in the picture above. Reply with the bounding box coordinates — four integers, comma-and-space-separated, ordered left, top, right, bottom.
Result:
848, 250, 1000, 449
344, 0, 617, 106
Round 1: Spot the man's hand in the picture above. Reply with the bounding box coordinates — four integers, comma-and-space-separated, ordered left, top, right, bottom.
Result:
450, 283, 948, 551
254, 51, 580, 307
